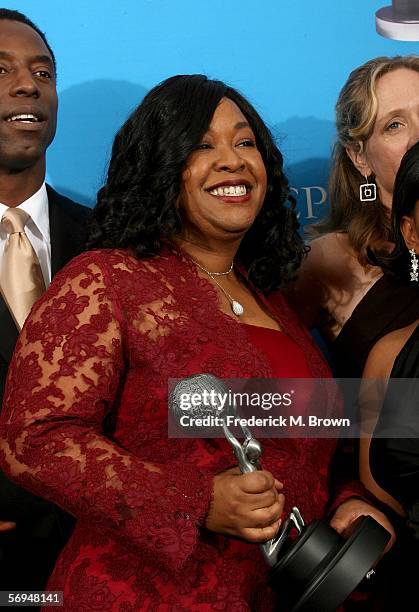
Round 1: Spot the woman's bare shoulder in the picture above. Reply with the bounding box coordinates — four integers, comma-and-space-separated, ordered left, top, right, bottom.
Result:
364, 321, 419, 380
284, 233, 342, 327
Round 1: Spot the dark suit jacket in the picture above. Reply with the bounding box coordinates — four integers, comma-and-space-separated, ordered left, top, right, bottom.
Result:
0, 185, 90, 589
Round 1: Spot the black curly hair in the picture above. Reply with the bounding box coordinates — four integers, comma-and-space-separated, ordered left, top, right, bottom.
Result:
87, 74, 306, 294
375, 140, 419, 281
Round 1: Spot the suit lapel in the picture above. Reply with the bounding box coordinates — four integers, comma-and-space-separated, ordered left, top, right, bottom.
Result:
0, 292, 18, 363
48, 185, 87, 277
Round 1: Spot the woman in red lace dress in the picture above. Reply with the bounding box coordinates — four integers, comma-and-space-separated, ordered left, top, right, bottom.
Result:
0, 75, 391, 610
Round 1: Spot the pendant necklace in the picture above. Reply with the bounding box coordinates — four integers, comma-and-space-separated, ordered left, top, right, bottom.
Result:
191, 258, 244, 316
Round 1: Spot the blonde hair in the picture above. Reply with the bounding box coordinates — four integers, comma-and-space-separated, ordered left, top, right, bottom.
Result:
315, 55, 419, 265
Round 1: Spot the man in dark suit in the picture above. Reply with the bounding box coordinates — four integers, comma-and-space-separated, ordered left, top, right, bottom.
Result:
0, 9, 90, 590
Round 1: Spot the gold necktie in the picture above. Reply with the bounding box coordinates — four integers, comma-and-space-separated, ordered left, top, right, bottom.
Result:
0, 207, 46, 330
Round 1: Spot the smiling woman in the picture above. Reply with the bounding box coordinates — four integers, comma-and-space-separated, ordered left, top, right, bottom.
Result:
0, 74, 391, 610
88, 74, 306, 298
287, 55, 419, 378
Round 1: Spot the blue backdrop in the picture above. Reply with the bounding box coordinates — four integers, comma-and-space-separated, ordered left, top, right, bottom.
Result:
12, 0, 419, 225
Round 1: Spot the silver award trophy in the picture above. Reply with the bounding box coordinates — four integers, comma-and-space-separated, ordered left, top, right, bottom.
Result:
170, 374, 391, 612
219, 392, 306, 568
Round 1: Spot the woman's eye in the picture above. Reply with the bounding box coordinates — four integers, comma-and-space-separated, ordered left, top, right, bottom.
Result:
196, 143, 212, 150
0, 67, 7, 74
237, 139, 256, 147
385, 121, 403, 131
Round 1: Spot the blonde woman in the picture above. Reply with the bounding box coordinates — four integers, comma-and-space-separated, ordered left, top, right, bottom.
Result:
288, 56, 419, 377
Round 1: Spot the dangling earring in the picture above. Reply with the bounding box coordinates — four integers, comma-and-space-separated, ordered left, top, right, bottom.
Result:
409, 248, 418, 282
359, 174, 377, 202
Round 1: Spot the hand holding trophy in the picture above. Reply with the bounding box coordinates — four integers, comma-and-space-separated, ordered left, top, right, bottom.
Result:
171, 374, 390, 612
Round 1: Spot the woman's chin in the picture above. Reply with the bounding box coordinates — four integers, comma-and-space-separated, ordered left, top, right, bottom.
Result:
213, 215, 258, 236
214, 225, 253, 239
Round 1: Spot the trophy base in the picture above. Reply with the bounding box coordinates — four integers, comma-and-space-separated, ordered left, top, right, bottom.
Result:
376, 6, 419, 41
269, 516, 390, 612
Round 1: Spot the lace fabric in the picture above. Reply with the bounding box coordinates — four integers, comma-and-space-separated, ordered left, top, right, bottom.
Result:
0, 246, 365, 610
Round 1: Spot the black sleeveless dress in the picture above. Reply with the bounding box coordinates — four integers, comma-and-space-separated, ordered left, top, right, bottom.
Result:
369, 324, 419, 610
331, 275, 419, 377
370, 324, 419, 537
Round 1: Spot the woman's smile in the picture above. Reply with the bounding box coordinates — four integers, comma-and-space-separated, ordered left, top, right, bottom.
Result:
206, 179, 252, 203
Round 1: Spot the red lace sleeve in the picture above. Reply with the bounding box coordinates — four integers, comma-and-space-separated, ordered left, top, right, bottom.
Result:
0, 252, 213, 571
